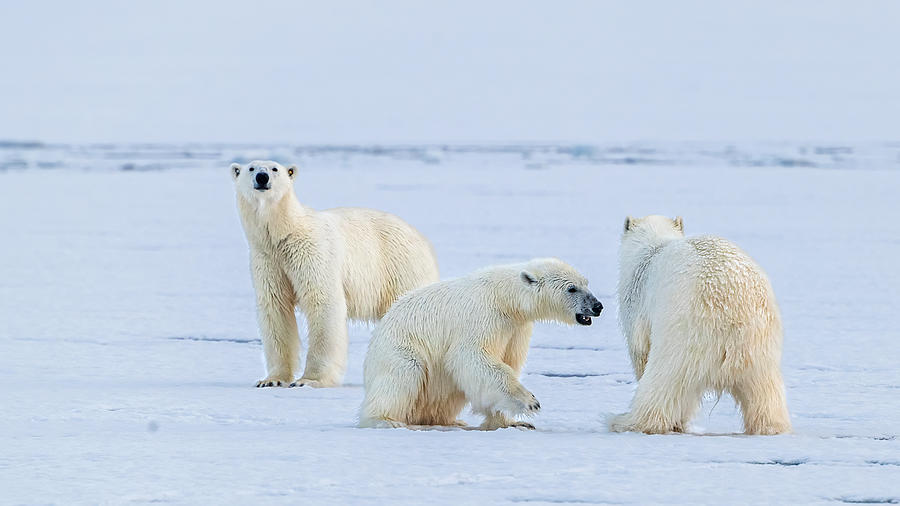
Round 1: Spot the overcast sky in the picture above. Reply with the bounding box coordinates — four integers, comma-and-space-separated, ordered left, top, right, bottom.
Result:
2, 1, 899, 143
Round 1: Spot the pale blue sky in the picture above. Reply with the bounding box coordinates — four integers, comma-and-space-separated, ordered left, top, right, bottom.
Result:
2, 1, 899, 143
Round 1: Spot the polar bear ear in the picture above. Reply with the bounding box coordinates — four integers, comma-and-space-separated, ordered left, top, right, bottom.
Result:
520, 271, 537, 286
624, 216, 634, 232
230, 163, 241, 179
673, 216, 684, 232
287, 165, 297, 178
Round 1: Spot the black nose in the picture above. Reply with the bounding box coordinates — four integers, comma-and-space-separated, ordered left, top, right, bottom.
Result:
255, 172, 269, 186
592, 301, 604, 314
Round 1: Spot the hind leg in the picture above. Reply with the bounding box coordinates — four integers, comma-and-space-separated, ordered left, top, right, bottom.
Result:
408, 361, 468, 427
609, 344, 705, 434
626, 319, 651, 380
414, 388, 468, 428
359, 349, 425, 428
731, 364, 791, 435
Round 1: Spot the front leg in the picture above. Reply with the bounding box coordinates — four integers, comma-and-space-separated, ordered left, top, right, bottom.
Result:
502, 322, 533, 376
251, 253, 300, 387
449, 345, 540, 420
477, 323, 537, 429
292, 287, 348, 388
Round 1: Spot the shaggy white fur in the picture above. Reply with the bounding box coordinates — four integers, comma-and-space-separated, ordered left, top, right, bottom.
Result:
232, 160, 439, 388
610, 215, 791, 435
359, 258, 603, 430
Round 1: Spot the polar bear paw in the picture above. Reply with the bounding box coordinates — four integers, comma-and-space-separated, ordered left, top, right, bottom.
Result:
606, 413, 633, 432
489, 420, 536, 430
255, 377, 290, 388
498, 385, 541, 417
359, 418, 408, 429
289, 377, 339, 388
480, 412, 536, 431
607, 412, 681, 434
744, 421, 792, 436
515, 388, 541, 413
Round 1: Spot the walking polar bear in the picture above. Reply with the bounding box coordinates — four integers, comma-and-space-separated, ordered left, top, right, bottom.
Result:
232, 160, 439, 388
610, 215, 791, 435
359, 258, 603, 430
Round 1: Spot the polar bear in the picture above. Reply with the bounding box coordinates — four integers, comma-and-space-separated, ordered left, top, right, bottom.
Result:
232, 160, 439, 388
359, 258, 603, 430
610, 215, 791, 435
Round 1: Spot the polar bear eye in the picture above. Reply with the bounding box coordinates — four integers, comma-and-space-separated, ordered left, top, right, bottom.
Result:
249, 167, 255, 172
272, 167, 278, 172
567, 285, 577, 293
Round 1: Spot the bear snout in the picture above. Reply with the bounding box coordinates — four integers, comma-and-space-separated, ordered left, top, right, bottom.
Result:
255, 172, 270, 188
582, 294, 603, 316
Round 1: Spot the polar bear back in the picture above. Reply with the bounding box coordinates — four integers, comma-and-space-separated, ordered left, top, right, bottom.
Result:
641, 235, 782, 369
371, 270, 517, 362
648, 236, 776, 318
322, 206, 440, 320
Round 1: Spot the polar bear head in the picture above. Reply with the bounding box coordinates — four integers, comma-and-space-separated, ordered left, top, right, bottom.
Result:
231, 160, 297, 205
517, 258, 603, 326
623, 215, 684, 240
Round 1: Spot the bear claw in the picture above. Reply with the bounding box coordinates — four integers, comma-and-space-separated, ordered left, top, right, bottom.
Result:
289, 378, 332, 388
503, 386, 541, 416
255, 379, 287, 388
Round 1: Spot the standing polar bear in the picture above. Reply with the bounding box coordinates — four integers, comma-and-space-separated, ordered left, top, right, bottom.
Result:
232, 160, 439, 388
359, 258, 604, 430
610, 215, 790, 435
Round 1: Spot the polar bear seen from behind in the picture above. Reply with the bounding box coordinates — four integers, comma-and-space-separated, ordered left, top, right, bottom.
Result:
232, 160, 439, 388
359, 258, 603, 430
610, 215, 790, 435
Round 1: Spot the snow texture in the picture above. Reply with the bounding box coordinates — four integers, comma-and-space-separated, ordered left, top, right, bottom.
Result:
1, 143, 899, 504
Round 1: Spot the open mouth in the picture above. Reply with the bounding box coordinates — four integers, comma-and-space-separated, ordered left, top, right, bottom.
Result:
253, 185, 270, 191
575, 314, 592, 326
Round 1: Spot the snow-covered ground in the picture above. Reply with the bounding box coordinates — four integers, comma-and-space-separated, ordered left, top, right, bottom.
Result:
2, 143, 899, 504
